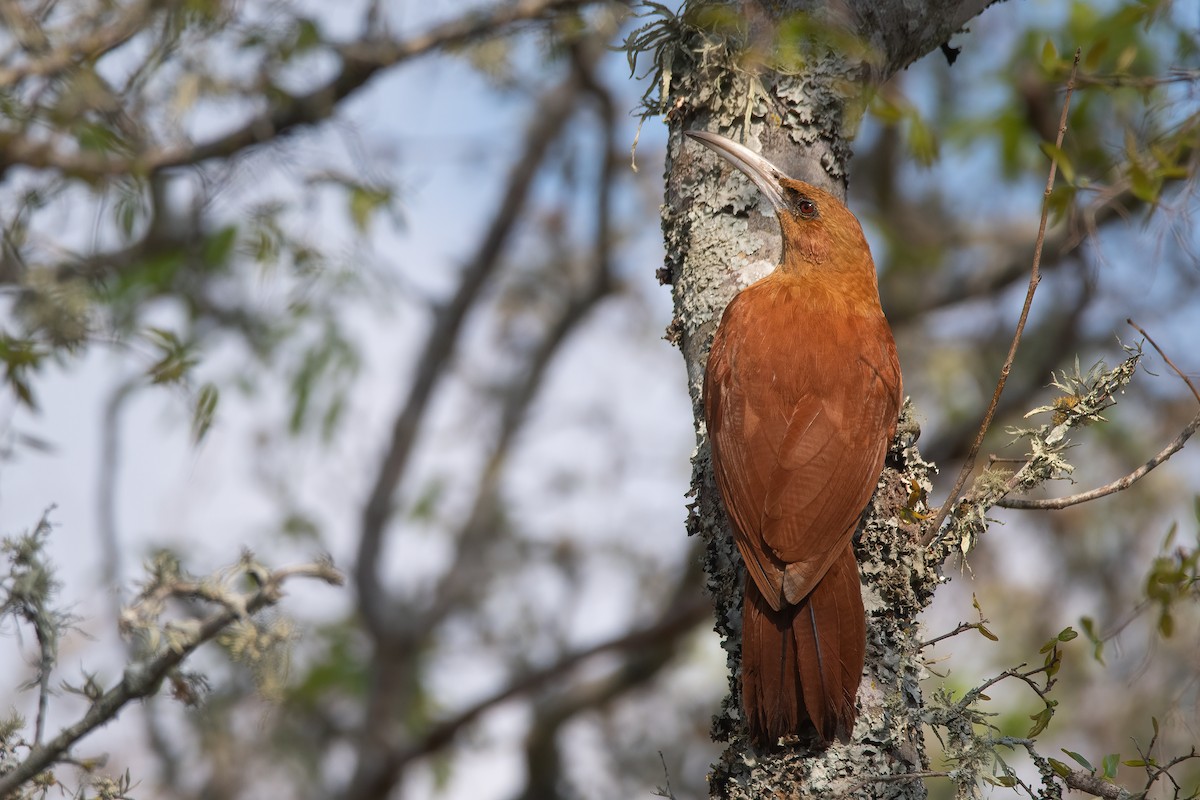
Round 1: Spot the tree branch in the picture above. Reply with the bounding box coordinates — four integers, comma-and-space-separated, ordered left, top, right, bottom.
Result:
354, 71, 582, 640
996, 410, 1200, 510
395, 590, 710, 770
1058, 766, 1131, 799
927, 49, 1080, 541
345, 44, 620, 800
0, 0, 618, 177
0, 0, 151, 88
0, 558, 343, 797
998, 318, 1200, 510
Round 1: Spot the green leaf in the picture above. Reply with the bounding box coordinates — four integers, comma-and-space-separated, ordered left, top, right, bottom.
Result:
870, 95, 905, 125
191, 383, 219, 444
1166, 519, 1181, 548
409, 479, 446, 522
907, 113, 939, 167
145, 327, 197, 385
1039, 142, 1076, 184
1049, 758, 1072, 778
293, 18, 321, 52
1041, 38, 1059, 72
203, 225, 239, 267
1115, 44, 1138, 73
1057, 627, 1078, 642
1080, 616, 1106, 664
1045, 648, 1062, 676
1129, 159, 1161, 204
1102, 753, 1119, 780
348, 185, 392, 232
0, 336, 46, 409
1083, 38, 1110, 72
1047, 184, 1078, 224
1158, 609, 1174, 637
977, 624, 999, 641
281, 512, 321, 541
1063, 749, 1094, 773
75, 121, 123, 154
1028, 707, 1053, 737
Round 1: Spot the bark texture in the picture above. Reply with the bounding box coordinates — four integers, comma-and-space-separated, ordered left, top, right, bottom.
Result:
656, 0, 1002, 796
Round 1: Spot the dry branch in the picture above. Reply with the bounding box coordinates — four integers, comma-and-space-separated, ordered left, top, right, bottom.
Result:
927, 49, 1082, 541
1, 0, 620, 177
0, 557, 342, 797
998, 319, 1200, 510
355, 68, 584, 640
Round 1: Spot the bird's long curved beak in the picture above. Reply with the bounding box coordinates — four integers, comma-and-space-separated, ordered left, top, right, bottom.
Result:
684, 130, 788, 213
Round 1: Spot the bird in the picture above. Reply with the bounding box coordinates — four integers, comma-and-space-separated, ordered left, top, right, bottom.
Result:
686, 130, 902, 746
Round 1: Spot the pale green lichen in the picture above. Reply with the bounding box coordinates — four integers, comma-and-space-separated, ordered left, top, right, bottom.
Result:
933, 346, 1142, 562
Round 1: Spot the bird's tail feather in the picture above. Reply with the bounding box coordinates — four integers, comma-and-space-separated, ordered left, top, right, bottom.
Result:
741, 544, 864, 745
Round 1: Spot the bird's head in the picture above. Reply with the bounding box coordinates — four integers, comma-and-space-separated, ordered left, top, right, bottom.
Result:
685, 130, 870, 276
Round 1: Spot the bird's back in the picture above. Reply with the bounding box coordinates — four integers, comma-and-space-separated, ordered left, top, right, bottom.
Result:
705, 271, 901, 610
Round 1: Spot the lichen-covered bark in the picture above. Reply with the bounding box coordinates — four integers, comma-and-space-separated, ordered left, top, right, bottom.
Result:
656, 1, 1003, 796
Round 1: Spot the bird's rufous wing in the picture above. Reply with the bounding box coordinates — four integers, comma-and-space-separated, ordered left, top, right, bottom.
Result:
705, 295, 901, 611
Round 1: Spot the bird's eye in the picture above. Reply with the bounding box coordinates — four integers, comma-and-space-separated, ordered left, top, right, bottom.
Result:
797, 199, 817, 219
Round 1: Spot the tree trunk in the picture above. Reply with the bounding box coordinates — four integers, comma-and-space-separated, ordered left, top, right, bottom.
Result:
657, 1, 1000, 796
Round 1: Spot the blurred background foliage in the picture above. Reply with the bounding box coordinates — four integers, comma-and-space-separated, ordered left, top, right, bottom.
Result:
0, 0, 1197, 798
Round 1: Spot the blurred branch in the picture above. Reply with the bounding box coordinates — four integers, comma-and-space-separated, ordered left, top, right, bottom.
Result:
0, 0, 622, 177
1127, 318, 1200, 405
509, 554, 705, 800
399, 587, 710, 771
0, 1, 51, 53
348, 41, 621, 800
355, 69, 583, 641
94, 376, 185, 788
885, 226, 1055, 327
97, 377, 140, 603
997, 411, 1200, 511
885, 143, 1197, 329
0, 0, 151, 87
417, 37, 618, 635
1076, 67, 1200, 90
998, 319, 1200, 510
928, 49, 1080, 542
922, 269, 1089, 463
0, 556, 343, 797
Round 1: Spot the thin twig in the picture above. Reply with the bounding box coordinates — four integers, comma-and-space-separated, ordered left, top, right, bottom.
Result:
998, 737, 1134, 799
919, 621, 985, 650
1059, 765, 1130, 799
0, 560, 342, 797
998, 320, 1200, 510
2, 0, 620, 177
1127, 318, 1200, 403
653, 751, 677, 800
997, 410, 1200, 510
31, 610, 53, 746
355, 75, 582, 640
956, 661, 1055, 712
844, 771, 952, 793
393, 594, 710, 768
1143, 748, 1199, 796
0, 0, 151, 87
345, 48, 624, 800
927, 49, 1082, 541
